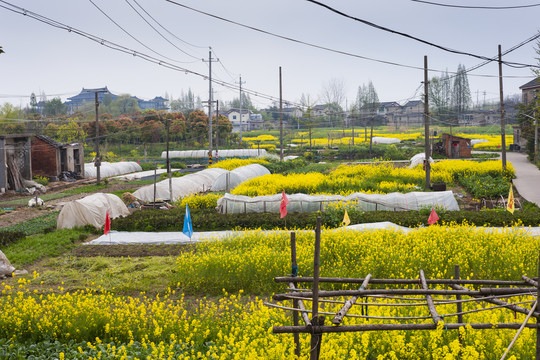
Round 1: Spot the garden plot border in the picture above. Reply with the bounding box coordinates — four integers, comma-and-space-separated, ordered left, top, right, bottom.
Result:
269, 218, 540, 360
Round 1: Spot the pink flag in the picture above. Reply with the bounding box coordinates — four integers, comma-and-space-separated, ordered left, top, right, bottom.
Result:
428, 208, 439, 226
280, 190, 289, 218
104, 210, 111, 235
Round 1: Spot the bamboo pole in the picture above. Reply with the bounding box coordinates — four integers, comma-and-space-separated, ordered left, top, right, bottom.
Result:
333, 274, 372, 325
290, 232, 300, 358
522, 275, 538, 287
273, 288, 532, 301
420, 270, 443, 324
500, 301, 538, 360
273, 322, 540, 334
274, 276, 530, 287
310, 217, 323, 360
289, 283, 311, 325
450, 284, 540, 318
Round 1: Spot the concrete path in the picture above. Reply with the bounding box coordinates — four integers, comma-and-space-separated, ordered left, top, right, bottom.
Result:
506, 152, 540, 206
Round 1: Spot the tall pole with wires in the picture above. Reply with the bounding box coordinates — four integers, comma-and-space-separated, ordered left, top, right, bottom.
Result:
203, 48, 218, 165
423, 56, 431, 190
238, 75, 245, 143
498, 45, 507, 172
86, 88, 108, 185
279, 67, 284, 161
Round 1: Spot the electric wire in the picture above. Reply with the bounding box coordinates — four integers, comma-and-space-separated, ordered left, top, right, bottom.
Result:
124, 0, 202, 61
130, 0, 206, 49
411, 0, 540, 10
305, 0, 540, 68
88, 0, 195, 64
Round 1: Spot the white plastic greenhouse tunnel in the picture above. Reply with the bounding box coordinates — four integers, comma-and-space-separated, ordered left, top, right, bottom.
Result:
210, 164, 270, 192
84, 161, 142, 178
372, 137, 401, 144
409, 153, 434, 169
162, 148, 267, 159
57, 193, 130, 229
133, 167, 228, 202
216, 191, 460, 214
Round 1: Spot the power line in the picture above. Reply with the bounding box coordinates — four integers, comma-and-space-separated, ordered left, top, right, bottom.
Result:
410, 0, 540, 10
304, 0, 540, 68
88, 0, 195, 64
130, 0, 206, 49
124, 0, 202, 61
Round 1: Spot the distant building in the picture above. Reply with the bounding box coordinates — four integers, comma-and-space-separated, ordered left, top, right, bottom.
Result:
65, 87, 168, 113
519, 77, 540, 106
224, 109, 252, 132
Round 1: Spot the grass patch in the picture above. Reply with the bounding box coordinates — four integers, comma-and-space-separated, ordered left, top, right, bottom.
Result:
29, 254, 180, 296
2, 227, 93, 268
61, 184, 109, 195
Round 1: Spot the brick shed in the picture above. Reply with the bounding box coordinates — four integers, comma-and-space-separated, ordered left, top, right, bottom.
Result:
441, 133, 471, 159
31, 135, 85, 179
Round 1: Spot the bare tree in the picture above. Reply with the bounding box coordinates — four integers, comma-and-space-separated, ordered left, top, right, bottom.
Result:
320, 78, 346, 128
356, 81, 379, 155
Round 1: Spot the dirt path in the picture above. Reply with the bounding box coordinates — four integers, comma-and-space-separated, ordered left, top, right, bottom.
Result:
0, 182, 143, 229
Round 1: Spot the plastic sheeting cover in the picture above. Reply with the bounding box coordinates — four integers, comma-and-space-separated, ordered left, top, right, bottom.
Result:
133, 167, 228, 202
409, 153, 434, 169
372, 137, 401, 144
84, 161, 142, 178
471, 139, 489, 146
163, 149, 267, 159
57, 193, 130, 229
211, 164, 270, 191
217, 191, 459, 214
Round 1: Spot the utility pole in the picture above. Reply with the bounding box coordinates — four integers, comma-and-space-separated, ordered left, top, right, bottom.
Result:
498, 45, 507, 172
237, 75, 246, 143
166, 118, 172, 201
203, 48, 218, 165
86, 88, 108, 184
423, 56, 431, 190
215, 100, 220, 161
279, 67, 283, 161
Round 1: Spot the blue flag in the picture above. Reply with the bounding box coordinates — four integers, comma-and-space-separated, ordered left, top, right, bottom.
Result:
183, 204, 193, 239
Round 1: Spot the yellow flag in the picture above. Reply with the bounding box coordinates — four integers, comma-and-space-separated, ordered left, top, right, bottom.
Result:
342, 209, 351, 226
507, 185, 515, 214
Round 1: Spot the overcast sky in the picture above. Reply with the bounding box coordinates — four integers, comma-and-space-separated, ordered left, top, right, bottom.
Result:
0, 0, 538, 111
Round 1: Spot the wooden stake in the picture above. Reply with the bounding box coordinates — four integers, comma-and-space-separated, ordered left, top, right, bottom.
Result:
420, 270, 443, 324
333, 274, 372, 325
311, 217, 322, 360
290, 232, 300, 358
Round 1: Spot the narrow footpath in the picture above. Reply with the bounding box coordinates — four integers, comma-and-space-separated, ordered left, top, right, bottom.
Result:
506, 152, 540, 207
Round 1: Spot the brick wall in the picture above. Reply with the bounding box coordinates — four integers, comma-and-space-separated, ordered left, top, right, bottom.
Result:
31, 138, 59, 177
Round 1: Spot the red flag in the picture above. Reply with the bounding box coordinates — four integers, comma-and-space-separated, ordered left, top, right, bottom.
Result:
280, 190, 289, 218
428, 208, 439, 225
104, 210, 111, 235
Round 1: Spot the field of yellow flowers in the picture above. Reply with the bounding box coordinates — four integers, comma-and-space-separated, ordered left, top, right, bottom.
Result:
232, 160, 514, 196
2, 224, 539, 359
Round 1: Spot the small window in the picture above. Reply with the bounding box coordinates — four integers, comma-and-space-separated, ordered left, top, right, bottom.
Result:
233, 115, 237, 120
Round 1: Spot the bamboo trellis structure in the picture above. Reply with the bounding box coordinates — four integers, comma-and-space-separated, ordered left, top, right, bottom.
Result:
269, 217, 540, 360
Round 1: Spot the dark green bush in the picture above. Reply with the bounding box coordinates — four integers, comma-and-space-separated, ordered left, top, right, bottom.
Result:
0, 231, 26, 247
111, 207, 540, 233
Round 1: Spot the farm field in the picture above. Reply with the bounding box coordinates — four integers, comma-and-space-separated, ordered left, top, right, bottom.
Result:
1, 126, 538, 359
1, 225, 540, 359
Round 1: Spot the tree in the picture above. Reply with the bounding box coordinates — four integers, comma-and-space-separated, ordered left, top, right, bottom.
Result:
110, 94, 139, 116
356, 81, 379, 155
320, 78, 346, 128
187, 110, 208, 145
29, 93, 38, 114
0, 46, 4, 54
57, 120, 87, 144
43, 98, 67, 117
451, 64, 472, 117
298, 94, 318, 150
429, 70, 452, 123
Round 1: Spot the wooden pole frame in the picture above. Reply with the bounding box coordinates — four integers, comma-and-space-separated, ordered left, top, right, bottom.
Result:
271, 224, 540, 359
